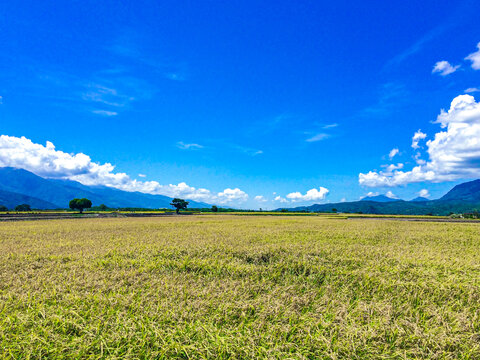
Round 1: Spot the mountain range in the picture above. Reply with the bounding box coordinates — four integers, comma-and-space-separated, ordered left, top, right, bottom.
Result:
3, 166, 480, 215
283, 179, 480, 215
0, 167, 210, 209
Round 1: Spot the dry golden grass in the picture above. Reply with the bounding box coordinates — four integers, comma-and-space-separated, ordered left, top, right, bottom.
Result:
1, 215, 480, 359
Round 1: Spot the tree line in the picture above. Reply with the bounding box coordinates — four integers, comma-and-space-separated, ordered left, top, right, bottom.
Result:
0, 197, 222, 214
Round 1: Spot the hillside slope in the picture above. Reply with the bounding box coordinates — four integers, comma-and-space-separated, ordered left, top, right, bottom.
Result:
0, 167, 210, 209
0, 189, 58, 209
440, 179, 480, 202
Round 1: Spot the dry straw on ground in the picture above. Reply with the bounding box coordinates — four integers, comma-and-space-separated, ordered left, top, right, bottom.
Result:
1, 215, 480, 358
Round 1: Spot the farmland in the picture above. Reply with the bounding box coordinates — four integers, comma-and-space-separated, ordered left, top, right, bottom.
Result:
1, 215, 480, 358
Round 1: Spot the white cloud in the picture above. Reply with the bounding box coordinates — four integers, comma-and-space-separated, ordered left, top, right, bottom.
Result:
414, 152, 426, 165
360, 192, 380, 200
382, 163, 404, 173
286, 187, 329, 202
138, 174, 146, 178
340, 198, 347, 202
465, 87, 480, 93
361, 191, 396, 199
388, 148, 399, 159
359, 94, 480, 187
385, 191, 398, 199
92, 110, 118, 116
465, 42, 480, 70
217, 188, 248, 203
176, 142, 204, 150
418, 189, 430, 198
306, 133, 329, 142
322, 123, 338, 129
361, 191, 379, 199
0, 135, 249, 205
254, 195, 267, 202
411, 130, 427, 149
274, 196, 288, 203
432, 61, 460, 76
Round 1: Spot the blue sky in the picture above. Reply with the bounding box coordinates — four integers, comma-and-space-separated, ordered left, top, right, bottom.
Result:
1, 0, 480, 208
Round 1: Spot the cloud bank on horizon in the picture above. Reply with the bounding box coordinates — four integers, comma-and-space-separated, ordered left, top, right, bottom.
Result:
0, 135, 328, 207
359, 94, 480, 187
0, 135, 248, 205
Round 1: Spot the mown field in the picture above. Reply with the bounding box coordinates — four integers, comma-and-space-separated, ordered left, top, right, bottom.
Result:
1, 216, 480, 359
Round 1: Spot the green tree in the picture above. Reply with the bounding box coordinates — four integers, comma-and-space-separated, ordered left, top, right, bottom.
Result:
332, 208, 337, 213
0, 205, 8, 211
99, 204, 108, 211
170, 198, 189, 214
69, 198, 92, 214
15, 204, 31, 211
211, 205, 218, 212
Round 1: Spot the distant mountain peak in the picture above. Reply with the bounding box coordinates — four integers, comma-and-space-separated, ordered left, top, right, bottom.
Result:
360, 194, 401, 202
410, 196, 430, 202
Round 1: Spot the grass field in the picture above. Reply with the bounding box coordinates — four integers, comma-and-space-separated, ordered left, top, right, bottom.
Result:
1, 215, 480, 359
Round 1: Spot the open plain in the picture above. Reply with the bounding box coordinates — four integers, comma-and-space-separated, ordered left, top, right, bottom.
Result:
1, 215, 480, 359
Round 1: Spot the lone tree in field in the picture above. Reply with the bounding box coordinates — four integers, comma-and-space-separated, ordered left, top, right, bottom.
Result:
170, 198, 189, 214
69, 198, 92, 214
211, 205, 218, 212
15, 204, 31, 211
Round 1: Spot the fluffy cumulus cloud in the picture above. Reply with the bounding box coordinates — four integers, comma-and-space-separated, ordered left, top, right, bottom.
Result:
359, 94, 480, 187
0, 135, 248, 205
383, 163, 403, 172
254, 195, 267, 202
465, 42, 480, 70
0, 135, 131, 185
286, 187, 329, 202
432, 61, 460, 76
385, 191, 398, 199
418, 189, 430, 198
361, 191, 378, 199
361, 191, 396, 199
274, 196, 288, 203
411, 130, 427, 149
217, 188, 248, 203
